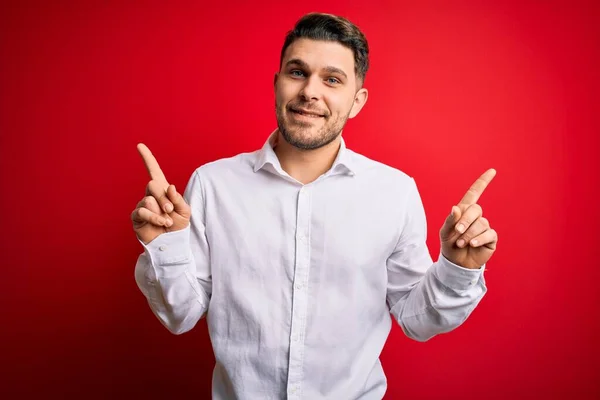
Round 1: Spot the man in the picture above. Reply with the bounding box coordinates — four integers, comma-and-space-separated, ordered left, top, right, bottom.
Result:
132, 12, 498, 400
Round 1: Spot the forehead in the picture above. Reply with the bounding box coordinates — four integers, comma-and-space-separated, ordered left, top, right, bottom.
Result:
282, 38, 355, 77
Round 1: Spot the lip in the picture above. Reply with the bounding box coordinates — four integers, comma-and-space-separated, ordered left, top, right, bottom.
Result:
290, 108, 325, 118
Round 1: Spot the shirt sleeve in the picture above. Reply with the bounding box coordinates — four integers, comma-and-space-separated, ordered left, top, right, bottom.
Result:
134, 170, 212, 335
386, 177, 487, 342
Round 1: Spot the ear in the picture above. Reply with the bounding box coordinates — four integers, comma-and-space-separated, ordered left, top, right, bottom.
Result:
348, 88, 369, 119
273, 72, 279, 88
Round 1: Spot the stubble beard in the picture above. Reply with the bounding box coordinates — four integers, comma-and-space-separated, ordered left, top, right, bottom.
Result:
275, 103, 351, 151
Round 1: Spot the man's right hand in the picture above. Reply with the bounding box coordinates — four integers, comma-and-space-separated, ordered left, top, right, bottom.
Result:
131, 143, 191, 244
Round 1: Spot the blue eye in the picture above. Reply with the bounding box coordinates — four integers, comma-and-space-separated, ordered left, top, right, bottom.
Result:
327, 77, 340, 84
290, 70, 305, 77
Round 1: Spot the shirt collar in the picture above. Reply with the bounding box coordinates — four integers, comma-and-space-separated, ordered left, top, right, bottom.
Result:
253, 129, 356, 176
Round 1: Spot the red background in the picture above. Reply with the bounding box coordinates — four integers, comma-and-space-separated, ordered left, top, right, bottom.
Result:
1, 1, 599, 399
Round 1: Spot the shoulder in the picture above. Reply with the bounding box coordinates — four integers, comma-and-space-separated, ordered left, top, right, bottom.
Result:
347, 149, 415, 189
183, 150, 258, 201
191, 150, 258, 180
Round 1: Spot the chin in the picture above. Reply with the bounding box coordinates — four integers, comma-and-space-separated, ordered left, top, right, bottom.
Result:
279, 123, 339, 151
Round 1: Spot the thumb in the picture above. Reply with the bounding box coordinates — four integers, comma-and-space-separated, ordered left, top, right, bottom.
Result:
166, 184, 190, 217
440, 205, 461, 241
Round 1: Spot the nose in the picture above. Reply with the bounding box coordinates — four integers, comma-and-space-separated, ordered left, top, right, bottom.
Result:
299, 75, 322, 101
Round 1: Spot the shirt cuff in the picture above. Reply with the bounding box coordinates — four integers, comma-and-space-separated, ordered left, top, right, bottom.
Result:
140, 225, 192, 277
434, 254, 485, 291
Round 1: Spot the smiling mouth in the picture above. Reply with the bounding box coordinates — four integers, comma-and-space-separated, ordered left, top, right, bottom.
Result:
290, 109, 325, 118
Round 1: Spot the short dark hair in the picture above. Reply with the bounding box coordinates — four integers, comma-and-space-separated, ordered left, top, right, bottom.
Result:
279, 12, 370, 84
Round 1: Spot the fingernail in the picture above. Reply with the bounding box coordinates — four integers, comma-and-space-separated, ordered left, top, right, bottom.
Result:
165, 218, 173, 227
457, 239, 465, 247
456, 223, 465, 233
471, 239, 478, 246
165, 203, 173, 213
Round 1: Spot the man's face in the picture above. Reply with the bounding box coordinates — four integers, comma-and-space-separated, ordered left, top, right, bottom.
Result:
274, 38, 368, 150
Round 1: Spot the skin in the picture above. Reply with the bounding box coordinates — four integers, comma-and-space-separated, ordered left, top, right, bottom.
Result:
440, 168, 499, 269
273, 38, 368, 185
132, 143, 190, 245
132, 38, 498, 270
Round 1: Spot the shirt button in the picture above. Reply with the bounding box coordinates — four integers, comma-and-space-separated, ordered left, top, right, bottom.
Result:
158, 245, 167, 251
295, 283, 302, 290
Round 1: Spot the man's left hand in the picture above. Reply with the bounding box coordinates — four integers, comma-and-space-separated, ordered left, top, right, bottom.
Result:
439, 169, 498, 270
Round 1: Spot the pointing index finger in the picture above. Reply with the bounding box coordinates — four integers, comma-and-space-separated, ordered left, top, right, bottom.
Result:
137, 143, 168, 185
459, 168, 496, 206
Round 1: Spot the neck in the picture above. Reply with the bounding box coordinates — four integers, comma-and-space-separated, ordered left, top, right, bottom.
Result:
273, 130, 342, 185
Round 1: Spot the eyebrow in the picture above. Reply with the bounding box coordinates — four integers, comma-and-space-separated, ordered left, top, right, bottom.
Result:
285, 58, 348, 80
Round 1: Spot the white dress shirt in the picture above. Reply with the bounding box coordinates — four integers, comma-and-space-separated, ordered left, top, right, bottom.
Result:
134, 131, 487, 400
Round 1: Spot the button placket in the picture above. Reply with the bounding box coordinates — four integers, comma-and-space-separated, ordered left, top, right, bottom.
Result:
287, 185, 312, 398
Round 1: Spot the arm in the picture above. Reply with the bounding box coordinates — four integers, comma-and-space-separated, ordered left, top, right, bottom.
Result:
386, 178, 487, 342
134, 170, 212, 335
